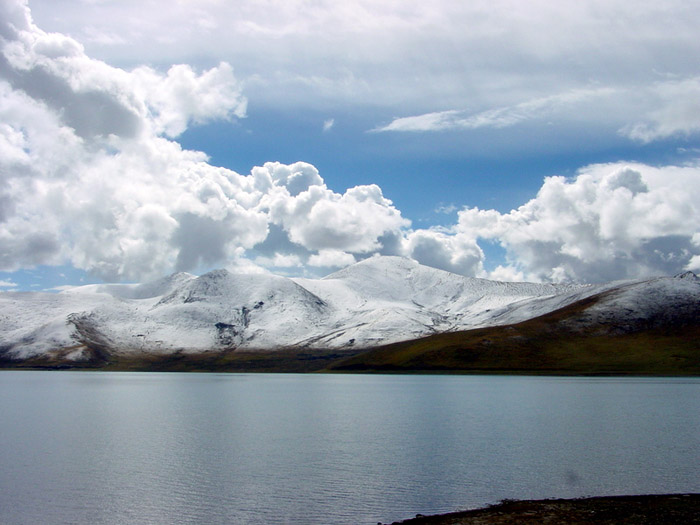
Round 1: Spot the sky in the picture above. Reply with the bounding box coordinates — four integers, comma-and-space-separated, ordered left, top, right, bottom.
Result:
1, 0, 700, 291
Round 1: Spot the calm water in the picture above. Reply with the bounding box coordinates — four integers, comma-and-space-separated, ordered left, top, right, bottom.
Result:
1, 372, 699, 524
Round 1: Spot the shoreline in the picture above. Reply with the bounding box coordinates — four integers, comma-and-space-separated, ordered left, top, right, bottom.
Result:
385, 494, 700, 524
3, 362, 700, 378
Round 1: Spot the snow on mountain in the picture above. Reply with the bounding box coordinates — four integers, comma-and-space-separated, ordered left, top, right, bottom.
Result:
0, 291, 121, 359
293, 256, 589, 347
566, 272, 700, 332
64, 269, 332, 354
1, 256, 698, 362
65, 272, 195, 299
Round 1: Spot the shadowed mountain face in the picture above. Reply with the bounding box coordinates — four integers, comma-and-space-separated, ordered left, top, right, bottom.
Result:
328, 273, 700, 375
1, 257, 698, 373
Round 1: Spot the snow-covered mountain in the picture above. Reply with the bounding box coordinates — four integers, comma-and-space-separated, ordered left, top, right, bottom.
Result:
1, 256, 698, 365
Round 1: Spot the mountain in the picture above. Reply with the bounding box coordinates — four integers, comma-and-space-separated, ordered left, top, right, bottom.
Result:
1, 256, 698, 373
329, 271, 700, 375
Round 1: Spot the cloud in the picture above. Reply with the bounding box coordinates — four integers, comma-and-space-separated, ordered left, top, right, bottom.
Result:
372, 88, 618, 133
27, 0, 700, 119
373, 110, 461, 133
0, 2, 253, 280
0, 2, 246, 143
403, 229, 484, 277
3, 1, 700, 286
254, 161, 324, 197
255, 253, 304, 268
263, 181, 409, 253
46, 284, 79, 292
16, 0, 700, 172
620, 76, 700, 143
0, 2, 411, 281
434, 204, 457, 215
322, 118, 334, 132
0, 279, 18, 289
308, 250, 356, 268
456, 162, 700, 282
133, 62, 247, 138
689, 234, 700, 272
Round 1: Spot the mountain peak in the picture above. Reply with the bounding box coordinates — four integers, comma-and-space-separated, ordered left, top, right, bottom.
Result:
326, 255, 418, 276
3, 260, 699, 364
674, 270, 699, 281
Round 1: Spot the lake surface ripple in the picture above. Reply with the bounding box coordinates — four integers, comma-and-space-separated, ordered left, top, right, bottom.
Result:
1, 372, 698, 524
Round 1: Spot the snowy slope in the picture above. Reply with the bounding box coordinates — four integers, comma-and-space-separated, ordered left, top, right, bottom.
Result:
0, 291, 123, 359
293, 256, 590, 347
68, 272, 195, 299
1, 256, 698, 362
564, 271, 700, 333
60, 269, 333, 355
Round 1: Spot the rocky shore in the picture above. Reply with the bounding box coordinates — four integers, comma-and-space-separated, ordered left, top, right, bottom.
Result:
386, 494, 700, 524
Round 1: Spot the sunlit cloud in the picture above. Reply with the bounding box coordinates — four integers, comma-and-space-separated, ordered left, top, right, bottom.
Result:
457, 162, 700, 282
2, 0, 700, 286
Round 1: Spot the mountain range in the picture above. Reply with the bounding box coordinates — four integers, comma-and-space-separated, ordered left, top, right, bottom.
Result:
1, 256, 699, 373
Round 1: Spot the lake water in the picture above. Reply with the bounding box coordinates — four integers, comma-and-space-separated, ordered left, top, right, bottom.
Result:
0, 372, 698, 524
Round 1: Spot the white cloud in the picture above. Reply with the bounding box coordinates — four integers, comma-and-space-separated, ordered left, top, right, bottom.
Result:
434, 204, 457, 215
688, 234, 700, 273
0, 279, 18, 288
0, 2, 412, 281
403, 229, 485, 277
486, 265, 526, 283
224, 251, 273, 275
457, 162, 700, 282
373, 88, 618, 133
0, 3, 255, 280
254, 253, 303, 268
133, 62, 247, 138
46, 284, 78, 292
620, 76, 700, 143
3, 1, 700, 286
373, 110, 461, 133
308, 250, 356, 268
322, 118, 334, 132
254, 161, 325, 197
26, 0, 700, 124
263, 181, 409, 254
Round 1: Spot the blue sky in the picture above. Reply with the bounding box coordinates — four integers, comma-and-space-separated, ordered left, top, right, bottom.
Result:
2, 0, 700, 291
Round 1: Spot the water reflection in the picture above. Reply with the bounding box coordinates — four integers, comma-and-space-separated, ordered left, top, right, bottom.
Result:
0, 372, 698, 524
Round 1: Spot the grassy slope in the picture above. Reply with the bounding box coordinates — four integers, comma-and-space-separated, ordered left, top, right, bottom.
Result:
326, 296, 700, 375
0, 347, 358, 373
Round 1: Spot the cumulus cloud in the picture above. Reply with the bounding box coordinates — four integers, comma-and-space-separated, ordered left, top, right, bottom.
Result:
457, 163, 700, 282
0, 1, 246, 143
133, 62, 247, 137
308, 250, 356, 268
261, 176, 408, 253
0, 1, 411, 281
403, 229, 484, 277
3, 0, 699, 286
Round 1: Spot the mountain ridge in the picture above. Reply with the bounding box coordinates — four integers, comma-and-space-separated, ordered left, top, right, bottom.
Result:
1, 256, 698, 373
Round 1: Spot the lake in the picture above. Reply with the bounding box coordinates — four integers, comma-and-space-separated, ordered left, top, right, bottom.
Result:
1, 372, 698, 524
